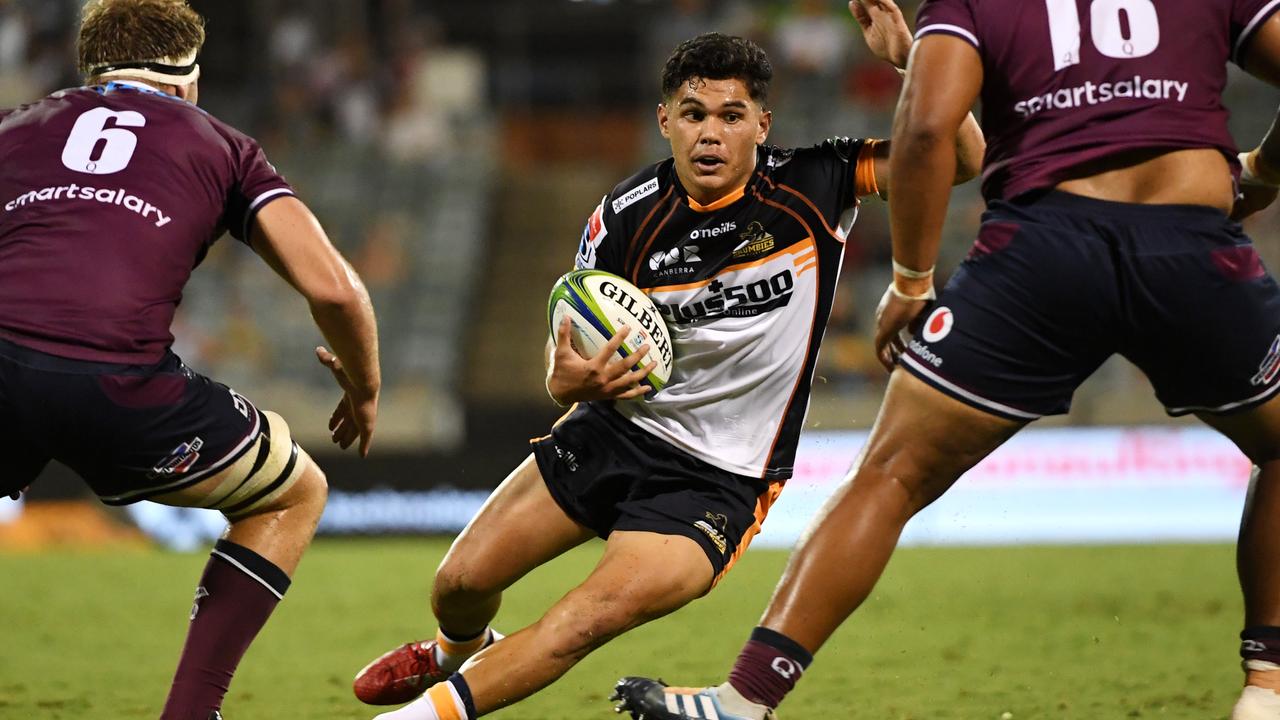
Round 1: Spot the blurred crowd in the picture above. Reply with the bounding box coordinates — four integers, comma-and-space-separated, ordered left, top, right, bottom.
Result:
2, 0, 1279, 434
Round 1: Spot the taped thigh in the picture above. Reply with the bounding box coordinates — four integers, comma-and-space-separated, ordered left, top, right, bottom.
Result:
195, 410, 310, 519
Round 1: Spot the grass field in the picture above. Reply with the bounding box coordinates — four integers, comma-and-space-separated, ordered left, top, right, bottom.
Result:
0, 539, 1248, 719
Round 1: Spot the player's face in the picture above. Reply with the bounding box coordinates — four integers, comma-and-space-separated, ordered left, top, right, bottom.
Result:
658, 77, 771, 205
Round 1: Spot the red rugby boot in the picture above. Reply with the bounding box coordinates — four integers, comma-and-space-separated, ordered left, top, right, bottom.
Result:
352, 640, 447, 706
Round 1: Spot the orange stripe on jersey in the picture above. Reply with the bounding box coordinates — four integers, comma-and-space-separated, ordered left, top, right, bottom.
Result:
792, 249, 817, 267
796, 261, 818, 276
853, 139, 881, 198
632, 202, 680, 285
426, 683, 464, 720
687, 184, 746, 213
626, 186, 675, 278
712, 480, 785, 588
648, 238, 816, 294
755, 202, 820, 475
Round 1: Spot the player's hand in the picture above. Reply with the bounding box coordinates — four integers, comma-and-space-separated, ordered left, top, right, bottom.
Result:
850, 0, 912, 70
1234, 150, 1280, 221
1234, 184, 1279, 221
546, 317, 658, 404
874, 283, 933, 371
316, 346, 379, 457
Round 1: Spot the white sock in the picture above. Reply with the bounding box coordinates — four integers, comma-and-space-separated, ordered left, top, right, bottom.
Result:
1234, 686, 1280, 720
372, 694, 441, 720
372, 681, 470, 720
712, 682, 771, 720
434, 628, 503, 674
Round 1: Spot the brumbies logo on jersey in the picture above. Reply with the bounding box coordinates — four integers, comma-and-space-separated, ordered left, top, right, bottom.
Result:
732, 221, 775, 259
576, 200, 608, 269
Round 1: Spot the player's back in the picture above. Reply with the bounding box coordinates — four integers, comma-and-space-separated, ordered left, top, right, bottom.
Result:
917, 0, 1280, 200
0, 82, 290, 364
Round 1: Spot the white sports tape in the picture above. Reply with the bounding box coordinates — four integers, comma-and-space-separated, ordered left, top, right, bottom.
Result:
94, 48, 200, 86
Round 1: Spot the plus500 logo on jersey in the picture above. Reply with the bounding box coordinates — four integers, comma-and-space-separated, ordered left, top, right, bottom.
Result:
657, 269, 795, 323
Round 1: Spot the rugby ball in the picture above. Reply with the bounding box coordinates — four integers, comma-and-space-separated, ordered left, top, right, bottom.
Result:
547, 269, 674, 393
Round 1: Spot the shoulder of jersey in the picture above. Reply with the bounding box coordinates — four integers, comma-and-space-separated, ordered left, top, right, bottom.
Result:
765, 137, 865, 171
605, 159, 672, 222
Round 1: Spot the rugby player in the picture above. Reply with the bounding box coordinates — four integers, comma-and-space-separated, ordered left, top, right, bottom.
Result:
611, 0, 1280, 719
0, 2, 380, 718
351, 4, 982, 720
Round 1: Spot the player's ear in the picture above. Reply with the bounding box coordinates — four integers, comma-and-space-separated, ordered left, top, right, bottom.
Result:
756, 108, 772, 144
657, 102, 671, 138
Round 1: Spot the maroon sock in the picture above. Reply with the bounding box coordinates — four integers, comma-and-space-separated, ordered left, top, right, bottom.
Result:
726, 627, 814, 709
160, 539, 291, 720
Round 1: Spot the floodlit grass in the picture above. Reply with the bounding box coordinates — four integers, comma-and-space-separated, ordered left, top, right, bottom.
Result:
0, 539, 1246, 719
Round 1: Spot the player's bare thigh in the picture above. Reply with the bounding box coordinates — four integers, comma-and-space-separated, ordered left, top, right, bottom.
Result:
437, 454, 596, 595
855, 370, 1024, 508
1198, 393, 1280, 464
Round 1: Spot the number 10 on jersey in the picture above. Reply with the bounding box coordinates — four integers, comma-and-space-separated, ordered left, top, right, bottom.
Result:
1046, 0, 1160, 71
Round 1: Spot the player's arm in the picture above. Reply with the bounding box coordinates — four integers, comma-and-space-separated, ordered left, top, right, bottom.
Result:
850, 0, 983, 198
874, 33, 983, 369
250, 197, 381, 455
1235, 14, 1280, 218
543, 200, 657, 405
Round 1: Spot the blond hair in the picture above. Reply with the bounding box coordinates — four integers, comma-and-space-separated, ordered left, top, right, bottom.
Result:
77, 0, 205, 81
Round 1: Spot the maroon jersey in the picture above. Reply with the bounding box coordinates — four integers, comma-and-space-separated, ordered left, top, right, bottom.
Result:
916, 0, 1280, 200
0, 82, 294, 363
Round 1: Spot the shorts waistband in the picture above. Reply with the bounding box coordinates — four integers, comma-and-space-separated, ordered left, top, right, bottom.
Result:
0, 336, 175, 375
1010, 190, 1232, 226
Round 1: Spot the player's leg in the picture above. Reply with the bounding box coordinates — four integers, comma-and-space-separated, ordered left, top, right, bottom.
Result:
613, 370, 1023, 719
1196, 398, 1280, 718
147, 409, 325, 720
614, 197, 1122, 719
373, 529, 714, 720
353, 454, 597, 704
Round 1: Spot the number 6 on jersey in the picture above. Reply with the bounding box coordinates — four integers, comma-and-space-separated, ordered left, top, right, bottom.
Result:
60, 107, 146, 175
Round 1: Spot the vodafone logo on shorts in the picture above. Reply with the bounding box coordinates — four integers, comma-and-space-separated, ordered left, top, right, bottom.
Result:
921, 306, 953, 343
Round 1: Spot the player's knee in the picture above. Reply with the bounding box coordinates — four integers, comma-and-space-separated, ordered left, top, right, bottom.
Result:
288, 461, 328, 516
432, 555, 503, 605
854, 454, 941, 518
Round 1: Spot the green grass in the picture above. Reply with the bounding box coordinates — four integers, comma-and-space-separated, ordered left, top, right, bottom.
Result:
0, 539, 1247, 719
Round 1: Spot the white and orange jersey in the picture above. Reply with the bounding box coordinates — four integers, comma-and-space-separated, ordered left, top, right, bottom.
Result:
575, 138, 878, 480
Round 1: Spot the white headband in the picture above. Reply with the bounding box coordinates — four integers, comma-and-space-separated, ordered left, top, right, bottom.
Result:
91, 48, 200, 86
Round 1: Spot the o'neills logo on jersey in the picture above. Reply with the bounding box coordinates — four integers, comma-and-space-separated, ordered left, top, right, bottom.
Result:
5, 183, 173, 227
597, 280, 673, 366
657, 269, 795, 324
689, 220, 737, 240
1014, 76, 1189, 117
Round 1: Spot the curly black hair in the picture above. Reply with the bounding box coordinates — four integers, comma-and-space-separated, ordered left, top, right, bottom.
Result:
661, 33, 773, 106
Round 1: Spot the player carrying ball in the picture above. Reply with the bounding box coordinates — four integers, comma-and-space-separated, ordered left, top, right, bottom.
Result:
0, 2, 380, 718
350, 3, 981, 720
612, 0, 1280, 719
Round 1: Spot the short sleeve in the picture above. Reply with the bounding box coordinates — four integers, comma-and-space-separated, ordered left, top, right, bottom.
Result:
224, 135, 295, 244
573, 196, 626, 274
915, 0, 981, 51
1232, 0, 1280, 63
793, 137, 870, 212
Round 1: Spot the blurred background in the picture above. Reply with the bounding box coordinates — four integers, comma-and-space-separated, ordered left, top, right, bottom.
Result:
1, 0, 1277, 549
